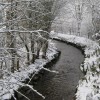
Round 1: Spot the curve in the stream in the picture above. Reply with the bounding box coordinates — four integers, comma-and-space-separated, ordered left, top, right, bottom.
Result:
16, 40, 84, 100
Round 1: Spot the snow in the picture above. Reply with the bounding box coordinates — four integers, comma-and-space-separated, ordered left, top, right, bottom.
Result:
0, 32, 99, 100
0, 41, 58, 100
52, 33, 100, 100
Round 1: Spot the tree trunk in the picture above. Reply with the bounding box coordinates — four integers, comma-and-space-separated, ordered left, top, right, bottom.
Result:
77, 21, 81, 36
29, 2, 35, 63
25, 44, 30, 65
31, 38, 35, 63
6, 0, 17, 73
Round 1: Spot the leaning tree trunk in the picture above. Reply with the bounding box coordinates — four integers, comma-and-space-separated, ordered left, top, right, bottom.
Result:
18, 33, 30, 65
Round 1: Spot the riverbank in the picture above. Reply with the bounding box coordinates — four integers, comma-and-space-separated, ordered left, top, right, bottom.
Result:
27, 40, 84, 100
0, 42, 60, 100
52, 33, 100, 100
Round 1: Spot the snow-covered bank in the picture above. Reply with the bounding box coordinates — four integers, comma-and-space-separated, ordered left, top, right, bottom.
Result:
53, 33, 100, 100
0, 42, 59, 100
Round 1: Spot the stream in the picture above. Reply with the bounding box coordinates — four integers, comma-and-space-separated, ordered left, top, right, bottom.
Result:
15, 40, 84, 100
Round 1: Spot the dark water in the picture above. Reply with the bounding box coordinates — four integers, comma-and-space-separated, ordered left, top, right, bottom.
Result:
16, 40, 84, 100
32, 40, 84, 100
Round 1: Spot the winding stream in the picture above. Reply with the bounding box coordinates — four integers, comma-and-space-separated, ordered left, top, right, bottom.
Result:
16, 40, 84, 100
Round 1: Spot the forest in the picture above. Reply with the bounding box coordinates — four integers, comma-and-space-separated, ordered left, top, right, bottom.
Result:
0, 0, 100, 100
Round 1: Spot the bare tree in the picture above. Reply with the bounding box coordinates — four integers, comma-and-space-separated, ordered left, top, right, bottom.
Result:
5, 0, 19, 72
86, 0, 100, 34
0, 0, 67, 73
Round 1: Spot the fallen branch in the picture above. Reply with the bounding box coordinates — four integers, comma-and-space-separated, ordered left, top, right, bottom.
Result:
43, 67, 59, 74
26, 84, 45, 99
14, 89, 30, 100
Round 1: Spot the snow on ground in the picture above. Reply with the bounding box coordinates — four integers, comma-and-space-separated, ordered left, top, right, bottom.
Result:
0, 42, 58, 100
52, 33, 100, 100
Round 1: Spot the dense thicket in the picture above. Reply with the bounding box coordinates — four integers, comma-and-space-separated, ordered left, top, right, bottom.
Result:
0, 0, 64, 74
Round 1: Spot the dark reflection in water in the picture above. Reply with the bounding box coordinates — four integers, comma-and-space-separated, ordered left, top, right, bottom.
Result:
33, 40, 84, 100
16, 40, 84, 100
